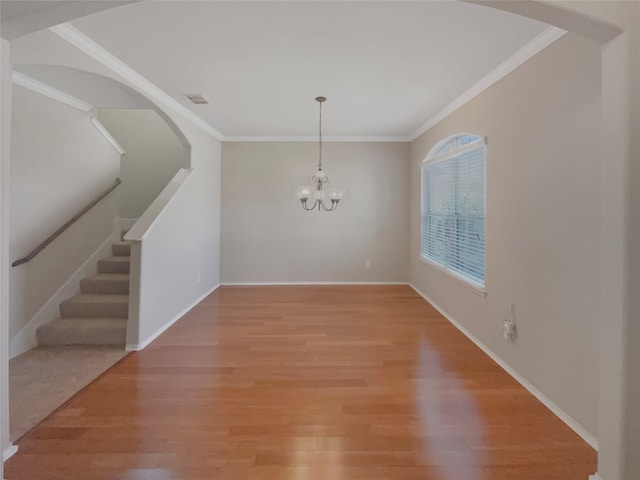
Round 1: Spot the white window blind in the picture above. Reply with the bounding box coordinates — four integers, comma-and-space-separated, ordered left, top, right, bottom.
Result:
421, 136, 486, 287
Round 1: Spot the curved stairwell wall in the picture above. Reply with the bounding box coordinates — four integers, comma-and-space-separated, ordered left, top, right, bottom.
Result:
97, 108, 189, 218
9, 85, 121, 357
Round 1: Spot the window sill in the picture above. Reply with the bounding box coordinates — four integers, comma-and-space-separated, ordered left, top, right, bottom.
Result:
419, 257, 487, 298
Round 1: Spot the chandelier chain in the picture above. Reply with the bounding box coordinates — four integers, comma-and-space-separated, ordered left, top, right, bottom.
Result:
318, 100, 323, 170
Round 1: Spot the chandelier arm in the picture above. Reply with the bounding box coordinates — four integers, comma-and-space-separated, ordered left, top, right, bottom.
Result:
319, 199, 340, 212
301, 199, 319, 211
326, 200, 339, 211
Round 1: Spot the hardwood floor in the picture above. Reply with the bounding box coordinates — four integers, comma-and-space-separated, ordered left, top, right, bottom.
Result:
5, 285, 596, 479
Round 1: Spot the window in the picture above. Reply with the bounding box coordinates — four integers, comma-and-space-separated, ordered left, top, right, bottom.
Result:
421, 134, 486, 290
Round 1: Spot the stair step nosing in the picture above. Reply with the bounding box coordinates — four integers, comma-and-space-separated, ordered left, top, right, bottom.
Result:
81, 277, 130, 283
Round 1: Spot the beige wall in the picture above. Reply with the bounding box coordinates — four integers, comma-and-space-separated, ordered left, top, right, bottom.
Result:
221, 142, 410, 283
98, 108, 189, 218
9, 86, 121, 342
410, 33, 602, 438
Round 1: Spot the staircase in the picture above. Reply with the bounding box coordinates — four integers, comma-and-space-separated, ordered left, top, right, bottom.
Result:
36, 238, 131, 346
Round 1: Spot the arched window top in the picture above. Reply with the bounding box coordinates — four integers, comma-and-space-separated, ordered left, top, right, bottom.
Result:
426, 133, 483, 160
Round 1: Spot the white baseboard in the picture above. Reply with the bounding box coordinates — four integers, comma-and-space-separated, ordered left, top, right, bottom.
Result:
9, 233, 116, 359
219, 281, 409, 286
2, 444, 18, 461
588, 474, 602, 480
409, 283, 599, 451
126, 283, 220, 351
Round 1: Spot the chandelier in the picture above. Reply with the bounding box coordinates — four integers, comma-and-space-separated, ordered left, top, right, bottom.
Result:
296, 97, 346, 211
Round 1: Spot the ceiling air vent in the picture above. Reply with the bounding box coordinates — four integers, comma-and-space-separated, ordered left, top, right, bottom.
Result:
184, 94, 209, 105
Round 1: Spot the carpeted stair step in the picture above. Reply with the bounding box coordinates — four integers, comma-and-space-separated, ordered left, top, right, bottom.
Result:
111, 242, 131, 257
36, 317, 127, 346
80, 274, 130, 294
60, 294, 129, 318
98, 256, 130, 274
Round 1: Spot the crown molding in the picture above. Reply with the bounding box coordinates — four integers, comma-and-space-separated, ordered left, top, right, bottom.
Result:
223, 135, 411, 143
409, 26, 567, 141
49, 23, 564, 143
12, 71, 93, 112
49, 23, 225, 141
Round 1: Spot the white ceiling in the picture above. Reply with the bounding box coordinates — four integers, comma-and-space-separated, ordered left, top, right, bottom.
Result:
68, 1, 549, 139
0, 0, 137, 40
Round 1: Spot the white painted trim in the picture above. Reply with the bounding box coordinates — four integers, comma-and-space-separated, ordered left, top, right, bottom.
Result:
12, 71, 93, 112
49, 23, 224, 141
2, 444, 18, 461
219, 281, 409, 286
409, 26, 567, 141
421, 137, 486, 166
124, 169, 192, 242
588, 475, 602, 480
223, 136, 411, 143
409, 283, 599, 451
126, 283, 220, 351
9, 234, 116, 359
90, 117, 125, 155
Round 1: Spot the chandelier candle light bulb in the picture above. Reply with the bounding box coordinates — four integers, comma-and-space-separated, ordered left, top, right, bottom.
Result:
296, 97, 346, 211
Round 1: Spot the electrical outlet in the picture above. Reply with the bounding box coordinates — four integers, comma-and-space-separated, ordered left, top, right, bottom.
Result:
502, 318, 515, 340
502, 304, 516, 341
365, 260, 371, 269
